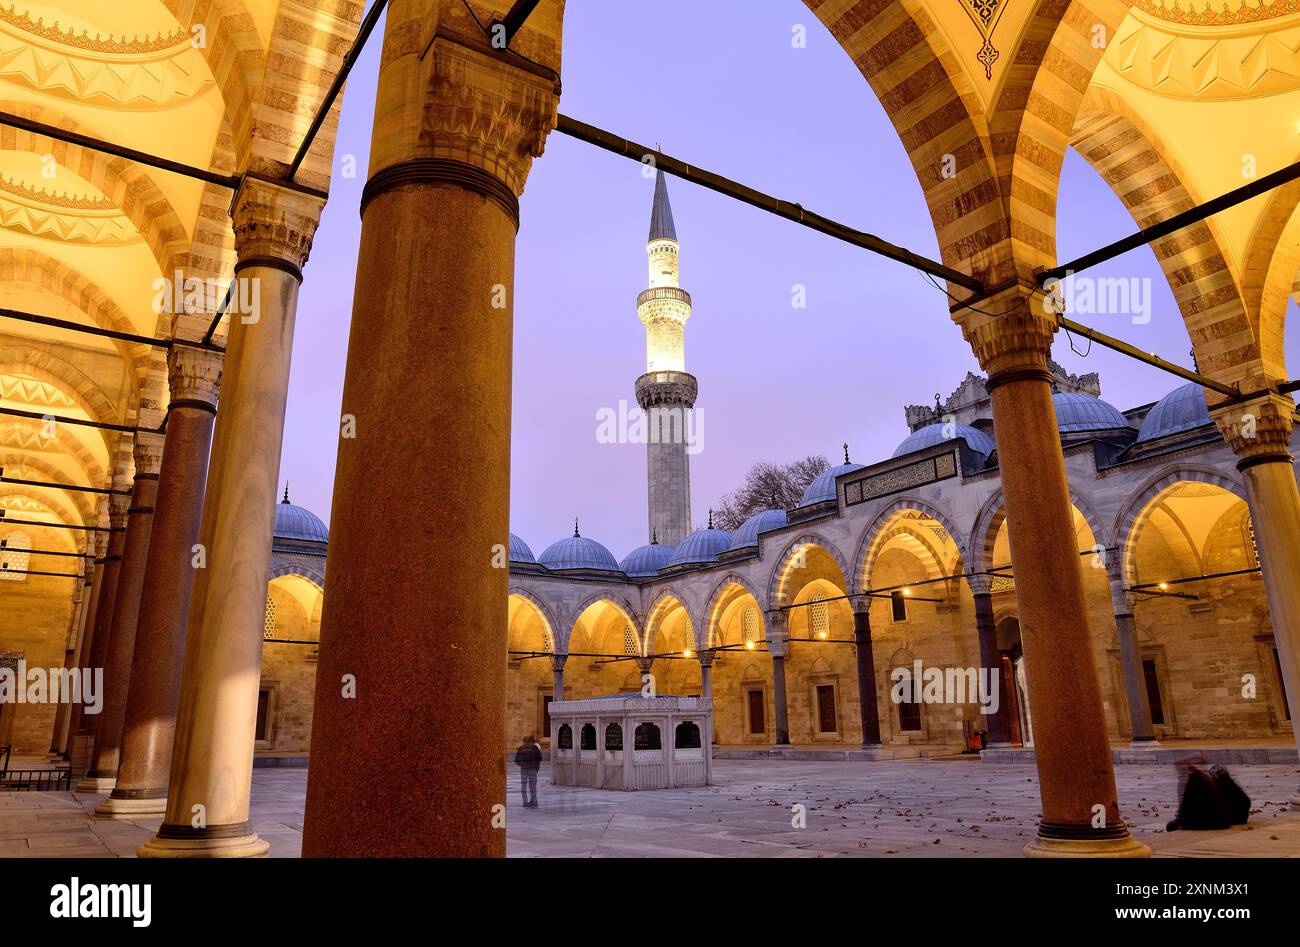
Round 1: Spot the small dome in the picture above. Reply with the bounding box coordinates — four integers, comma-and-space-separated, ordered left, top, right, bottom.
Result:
729, 508, 788, 549
1136, 382, 1212, 443
509, 533, 536, 564
800, 462, 865, 506
1053, 390, 1133, 434
892, 422, 995, 459
667, 525, 732, 567
538, 523, 620, 572
273, 487, 328, 543
620, 540, 675, 577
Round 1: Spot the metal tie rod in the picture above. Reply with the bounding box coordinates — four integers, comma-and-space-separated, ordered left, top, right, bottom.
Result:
0, 513, 120, 533
0, 470, 130, 497
555, 114, 984, 293
0, 405, 139, 435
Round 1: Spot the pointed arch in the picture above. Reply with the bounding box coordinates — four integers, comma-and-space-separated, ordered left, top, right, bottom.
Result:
855, 495, 969, 590
766, 532, 852, 607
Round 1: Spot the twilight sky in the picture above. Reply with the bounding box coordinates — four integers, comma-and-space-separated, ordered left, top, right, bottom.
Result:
280, 0, 1297, 562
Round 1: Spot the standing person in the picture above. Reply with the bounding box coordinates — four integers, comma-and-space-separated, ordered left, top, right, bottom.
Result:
515, 734, 542, 808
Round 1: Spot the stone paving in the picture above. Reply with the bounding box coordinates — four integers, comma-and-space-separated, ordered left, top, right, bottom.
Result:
2, 759, 1298, 857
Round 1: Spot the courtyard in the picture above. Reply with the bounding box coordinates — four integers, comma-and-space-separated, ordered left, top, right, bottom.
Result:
5, 759, 1298, 859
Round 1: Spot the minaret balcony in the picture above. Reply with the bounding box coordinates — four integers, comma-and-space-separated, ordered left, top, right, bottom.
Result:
637, 286, 692, 309
635, 371, 698, 410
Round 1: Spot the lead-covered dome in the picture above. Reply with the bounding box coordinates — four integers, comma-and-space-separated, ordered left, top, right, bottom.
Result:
1136, 382, 1212, 443
620, 540, 675, 577
892, 422, 995, 459
729, 508, 788, 550
538, 522, 620, 571
667, 522, 732, 567
1053, 391, 1133, 434
274, 487, 328, 543
509, 533, 536, 564
799, 450, 866, 505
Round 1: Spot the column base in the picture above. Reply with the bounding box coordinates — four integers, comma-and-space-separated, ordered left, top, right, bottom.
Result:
137, 831, 269, 859
75, 775, 116, 793
986, 741, 1015, 749
1024, 832, 1151, 858
93, 793, 167, 820
1128, 738, 1161, 748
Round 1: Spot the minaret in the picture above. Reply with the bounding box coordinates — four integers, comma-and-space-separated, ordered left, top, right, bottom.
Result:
635, 170, 696, 547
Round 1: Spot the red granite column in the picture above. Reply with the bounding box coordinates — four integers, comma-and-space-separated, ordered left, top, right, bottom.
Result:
97, 345, 222, 818
301, 2, 563, 857
957, 289, 1147, 856
852, 599, 881, 746
62, 534, 104, 760
49, 570, 89, 755
80, 434, 163, 791
969, 579, 1012, 746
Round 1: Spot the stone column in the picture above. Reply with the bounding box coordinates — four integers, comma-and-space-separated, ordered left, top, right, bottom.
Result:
698, 651, 714, 782
551, 653, 566, 702
766, 610, 791, 747
64, 528, 108, 759
98, 345, 223, 819
49, 571, 89, 755
955, 288, 1147, 857
139, 180, 322, 858
70, 494, 128, 770
968, 577, 1012, 746
1213, 394, 1300, 805
301, 1, 562, 858
80, 432, 164, 791
851, 598, 882, 747
1107, 572, 1155, 745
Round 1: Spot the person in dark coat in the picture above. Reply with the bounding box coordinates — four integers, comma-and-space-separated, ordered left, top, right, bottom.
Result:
515, 734, 542, 808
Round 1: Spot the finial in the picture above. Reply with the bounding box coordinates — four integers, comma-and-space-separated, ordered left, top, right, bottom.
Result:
1051, 377, 1059, 393
843, 443, 850, 465
282, 483, 290, 505
934, 392, 942, 413
708, 508, 714, 530
573, 517, 580, 538
770, 490, 779, 509
651, 529, 658, 545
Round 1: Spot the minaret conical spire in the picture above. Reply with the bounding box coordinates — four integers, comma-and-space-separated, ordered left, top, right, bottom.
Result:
648, 169, 677, 243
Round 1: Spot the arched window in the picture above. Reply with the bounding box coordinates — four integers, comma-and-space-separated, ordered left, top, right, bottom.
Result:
623, 623, 638, 656
742, 606, 758, 645
263, 595, 277, 639
0, 531, 31, 583
634, 722, 662, 750
682, 616, 696, 653
557, 724, 572, 749
810, 592, 829, 639
604, 723, 623, 751
674, 720, 700, 749
580, 724, 597, 750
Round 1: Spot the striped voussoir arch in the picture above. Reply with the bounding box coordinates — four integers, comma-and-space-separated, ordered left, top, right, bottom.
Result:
1070, 89, 1259, 387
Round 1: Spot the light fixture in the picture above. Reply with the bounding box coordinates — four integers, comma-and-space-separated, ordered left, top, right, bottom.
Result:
745, 640, 755, 650
817, 630, 828, 639
682, 649, 692, 658
902, 588, 911, 597
1158, 582, 1168, 590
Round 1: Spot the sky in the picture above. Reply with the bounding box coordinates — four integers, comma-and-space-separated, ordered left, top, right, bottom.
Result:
280, 0, 1298, 563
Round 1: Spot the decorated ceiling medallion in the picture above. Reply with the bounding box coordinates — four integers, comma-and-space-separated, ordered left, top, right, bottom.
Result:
1134, 0, 1300, 26
961, 0, 1010, 79
0, 4, 189, 54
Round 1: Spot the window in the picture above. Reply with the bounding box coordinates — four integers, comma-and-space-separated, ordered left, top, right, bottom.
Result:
682, 617, 696, 653
605, 723, 623, 751
746, 690, 766, 734
897, 675, 921, 731
743, 606, 759, 646
255, 688, 271, 741
675, 721, 701, 749
891, 590, 907, 622
1141, 658, 1165, 726
557, 724, 572, 749
263, 595, 277, 639
634, 722, 662, 750
0, 531, 31, 583
810, 593, 829, 639
623, 624, 638, 656
816, 684, 838, 733
580, 724, 596, 750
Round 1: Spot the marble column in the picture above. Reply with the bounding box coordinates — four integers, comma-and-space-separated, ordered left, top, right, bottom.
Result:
766, 610, 791, 747
80, 433, 164, 791
956, 288, 1147, 857
300, 2, 563, 858
968, 578, 1012, 746
64, 529, 107, 758
551, 654, 566, 702
851, 598, 882, 747
49, 570, 89, 755
698, 651, 714, 780
1213, 394, 1300, 805
1107, 573, 1155, 745
70, 495, 128, 766
139, 180, 322, 858
98, 345, 223, 819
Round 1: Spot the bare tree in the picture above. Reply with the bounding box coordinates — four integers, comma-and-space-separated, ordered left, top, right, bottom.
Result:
713, 454, 830, 531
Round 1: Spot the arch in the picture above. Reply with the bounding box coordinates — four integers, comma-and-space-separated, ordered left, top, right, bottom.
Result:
971, 486, 1105, 574
766, 532, 852, 607
0, 451, 97, 523
1108, 465, 1249, 587
566, 592, 642, 654
644, 590, 691, 657
507, 585, 561, 653
1240, 172, 1300, 381
267, 561, 325, 590
856, 495, 969, 590
702, 573, 765, 647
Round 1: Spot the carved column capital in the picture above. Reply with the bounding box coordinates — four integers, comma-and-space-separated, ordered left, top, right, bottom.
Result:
953, 283, 1059, 381
550, 653, 567, 673
1210, 393, 1295, 467
696, 650, 714, 669
966, 574, 993, 597
132, 431, 166, 478
107, 493, 130, 529
231, 178, 325, 276
168, 345, 224, 409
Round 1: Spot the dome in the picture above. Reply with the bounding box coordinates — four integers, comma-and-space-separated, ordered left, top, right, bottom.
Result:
892, 422, 995, 459
620, 540, 675, 577
1052, 390, 1133, 434
667, 524, 733, 567
800, 462, 865, 506
509, 533, 536, 564
1136, 382, 1212, 443
273, 488, 328, 543
538, 523, 620, 572
729, 508, 788, 549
